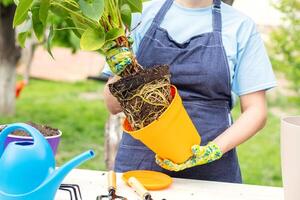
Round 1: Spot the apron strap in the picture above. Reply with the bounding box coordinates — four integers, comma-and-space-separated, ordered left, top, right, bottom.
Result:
212, 0, 222, 32
145, 0, 173, 36
152, 0, 174, 25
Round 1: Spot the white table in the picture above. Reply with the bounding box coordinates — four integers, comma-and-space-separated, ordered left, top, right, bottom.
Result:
56, 169, 284, 200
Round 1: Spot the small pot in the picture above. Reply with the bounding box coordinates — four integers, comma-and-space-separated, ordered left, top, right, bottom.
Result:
4, 130, 62, 155
123, 85, 201, 164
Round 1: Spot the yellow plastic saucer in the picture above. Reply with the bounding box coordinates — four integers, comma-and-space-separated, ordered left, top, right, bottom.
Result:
122, 170, 173, 190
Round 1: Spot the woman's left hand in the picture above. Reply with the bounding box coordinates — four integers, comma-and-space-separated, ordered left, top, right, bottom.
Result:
155, 142, 223, 171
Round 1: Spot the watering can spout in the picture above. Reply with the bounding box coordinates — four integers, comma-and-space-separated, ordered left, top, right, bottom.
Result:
43, 150, 95, 193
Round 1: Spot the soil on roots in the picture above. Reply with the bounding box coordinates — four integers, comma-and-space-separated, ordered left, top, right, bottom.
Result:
109, 65, 172, 130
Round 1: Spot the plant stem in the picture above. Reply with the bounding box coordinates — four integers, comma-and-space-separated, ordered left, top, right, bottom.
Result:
51, 2, 97, 27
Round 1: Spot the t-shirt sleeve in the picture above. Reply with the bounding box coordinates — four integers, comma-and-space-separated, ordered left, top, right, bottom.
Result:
232, 19, 277, 96
102, 63, 113, 77
101, 12, 142, 77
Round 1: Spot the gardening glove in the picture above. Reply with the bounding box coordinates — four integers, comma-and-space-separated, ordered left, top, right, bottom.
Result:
104, 40, 134, 75
155, 142, 223, 172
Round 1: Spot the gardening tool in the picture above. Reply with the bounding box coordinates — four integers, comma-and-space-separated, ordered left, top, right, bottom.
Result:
128, 177, 153, 200
0, 123, 95, 200
59, 184, 82, 200
123, 85, 201, 164
281, 116, 300, 200
97, 171, 127, 200
122, 170, 172, 190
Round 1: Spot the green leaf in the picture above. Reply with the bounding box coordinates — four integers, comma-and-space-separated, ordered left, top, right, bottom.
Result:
13, 0, 34, 27
78, 0, 104, 21
65, 18, 82, 38
120, 4, 132, 27
39, 0, 50, 25
70, 14, 89, 35
16, 18, 32, 48
32, 7, 44, 42
13, 0, 19, 5
2, 0, 14, 6
80, 27, 105, 51
47, 25, 55, 58
17, 32, 28, 48
105, 28, 125, 42
121, 0, 142, 13
50, 4, 69, 18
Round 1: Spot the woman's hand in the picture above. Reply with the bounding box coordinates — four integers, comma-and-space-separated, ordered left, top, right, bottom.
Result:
155, 142, 223, 171
103, 76, 123, 114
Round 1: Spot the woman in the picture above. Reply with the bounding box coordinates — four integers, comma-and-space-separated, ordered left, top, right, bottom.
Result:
103, 0, 277, 183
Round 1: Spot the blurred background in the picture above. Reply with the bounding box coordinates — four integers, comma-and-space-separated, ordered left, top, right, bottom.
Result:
0, 0, 299, 187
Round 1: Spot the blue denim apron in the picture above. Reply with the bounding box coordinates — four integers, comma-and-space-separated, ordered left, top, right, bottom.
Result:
114, 0, 242, 183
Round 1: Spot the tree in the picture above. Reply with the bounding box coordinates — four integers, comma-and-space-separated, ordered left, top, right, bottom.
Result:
0, 2, 21, 116
0, 0, 81, 116
271, 0, 300, 93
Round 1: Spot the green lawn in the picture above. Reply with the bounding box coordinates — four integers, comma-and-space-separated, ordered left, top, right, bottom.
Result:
1, 78, 298, 187
234, 110, 282, 186
0, 79, 109, 170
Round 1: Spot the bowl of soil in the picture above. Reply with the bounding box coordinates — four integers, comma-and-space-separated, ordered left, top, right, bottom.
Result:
0, 122, 62, 155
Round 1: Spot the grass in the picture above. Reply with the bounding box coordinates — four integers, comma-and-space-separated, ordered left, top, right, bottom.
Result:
0, 79, 109, 170
1, 78, 299, 187
234, 109, 282, 186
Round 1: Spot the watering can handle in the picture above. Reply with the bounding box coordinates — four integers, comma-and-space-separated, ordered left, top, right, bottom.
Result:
0, 123, 47, 157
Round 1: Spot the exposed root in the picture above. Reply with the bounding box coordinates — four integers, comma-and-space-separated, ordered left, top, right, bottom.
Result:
109, 65, 172, 130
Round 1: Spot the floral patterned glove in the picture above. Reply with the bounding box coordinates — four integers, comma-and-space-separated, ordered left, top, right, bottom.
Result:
104, 40, 134, 75
155, 142, 223, 172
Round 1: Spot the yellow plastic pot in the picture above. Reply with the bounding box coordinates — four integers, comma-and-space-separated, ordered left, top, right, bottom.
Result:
123, 85, 201, 164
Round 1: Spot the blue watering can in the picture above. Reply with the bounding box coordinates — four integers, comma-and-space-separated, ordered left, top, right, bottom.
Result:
0, 123, 95, 200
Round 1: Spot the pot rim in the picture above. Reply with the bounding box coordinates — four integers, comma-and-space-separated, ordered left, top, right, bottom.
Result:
7, 130, 62, 139
281, 116, 300, 127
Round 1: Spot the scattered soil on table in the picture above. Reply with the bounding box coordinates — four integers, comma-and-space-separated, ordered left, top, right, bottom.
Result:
109, 65, 172, 130
0, 122, 60, 137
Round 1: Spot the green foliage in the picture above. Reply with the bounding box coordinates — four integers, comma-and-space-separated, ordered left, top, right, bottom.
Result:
17, 18, 32, 47
121, 0, 142, 12
32, 6, 45, 41
13, 0, 143, 55
39, 0, 50, 25
120, 4, 132, 27
270, 0, 300, 93
0, 0, 14, 7
78, 0, 104, 22
80, 27, 105, 50
13, 0, 33, 26
47, 25, 55, 57
105, 28, 125, 42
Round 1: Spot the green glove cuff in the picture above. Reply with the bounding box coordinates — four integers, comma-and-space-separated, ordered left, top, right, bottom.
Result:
105, 47, 133, 75
155, 142, 223, 172
103, 40, 134, 75
191, 142, 223, 164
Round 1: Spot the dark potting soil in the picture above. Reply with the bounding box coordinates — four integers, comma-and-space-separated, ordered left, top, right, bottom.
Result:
109, 65, 172, 130
0, 122, 60, 137
109, 65, 170, 98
